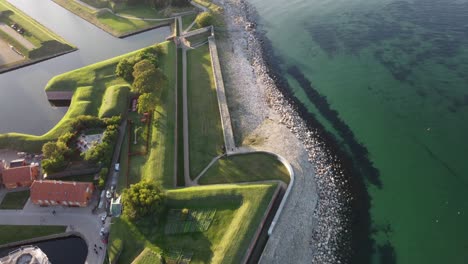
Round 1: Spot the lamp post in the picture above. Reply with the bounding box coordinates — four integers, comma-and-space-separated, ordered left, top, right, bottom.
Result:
134, 127, 142, 145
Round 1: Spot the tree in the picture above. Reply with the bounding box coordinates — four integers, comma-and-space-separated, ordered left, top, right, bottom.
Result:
42, 141, 72, 159
137, 93, 158, 114
116, 58, 135, 82
132, 59, 155, 79
42, 155, 68, 174
122, 180, 165, 219
195, 12, 214, 28
135, 50, 158, 67
132, 68, 166, 94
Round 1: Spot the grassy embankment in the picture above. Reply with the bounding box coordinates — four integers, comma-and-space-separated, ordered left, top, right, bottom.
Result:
199, 153, 291, 185
0, 48, 135, 152
0, 0, 74, 67
187, 45, 224, 179
0, 190, 30, 209
51, 0, 194, 37
181, 13, 197, 31
0, 42, 172, 153
108, 183, 277, 264
192, 0, 224, 28
0, 225, 66, 245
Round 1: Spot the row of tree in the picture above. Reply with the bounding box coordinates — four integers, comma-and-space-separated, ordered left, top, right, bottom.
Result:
116, 46, 167, 114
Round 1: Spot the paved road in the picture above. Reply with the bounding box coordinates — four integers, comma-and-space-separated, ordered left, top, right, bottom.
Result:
0, 38, 24, 66
0, 199, 108, 264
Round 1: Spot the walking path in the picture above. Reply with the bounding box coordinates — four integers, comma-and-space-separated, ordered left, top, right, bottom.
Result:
181, 40, 193, 186
74, 0, 192, 22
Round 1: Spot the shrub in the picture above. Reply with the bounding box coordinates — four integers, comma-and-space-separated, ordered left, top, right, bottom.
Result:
195, 12, 214, 28
116, 58, 135, 82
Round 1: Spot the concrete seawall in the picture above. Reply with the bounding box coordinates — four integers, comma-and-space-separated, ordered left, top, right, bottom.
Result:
208, 35, 236, 152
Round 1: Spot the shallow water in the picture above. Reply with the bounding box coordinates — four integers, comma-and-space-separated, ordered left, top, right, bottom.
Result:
248, 0, 468, 263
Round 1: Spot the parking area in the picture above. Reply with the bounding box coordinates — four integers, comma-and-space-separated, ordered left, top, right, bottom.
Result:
0, 38, 24, 66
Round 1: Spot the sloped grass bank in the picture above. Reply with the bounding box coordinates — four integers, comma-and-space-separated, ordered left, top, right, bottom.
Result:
199, 152, 291, 185
52, 0, 172, 37
0, 42, 173, 154
108, 184, 277, 264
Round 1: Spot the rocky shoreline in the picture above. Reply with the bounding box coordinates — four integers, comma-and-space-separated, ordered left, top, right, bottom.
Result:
213, 0, 353, 263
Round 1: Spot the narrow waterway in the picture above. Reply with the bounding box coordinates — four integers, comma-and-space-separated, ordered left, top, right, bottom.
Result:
0, 0, 171, 135
0, 236, 87, 264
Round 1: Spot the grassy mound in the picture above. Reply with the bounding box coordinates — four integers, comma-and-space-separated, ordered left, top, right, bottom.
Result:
108, 183, 277, 264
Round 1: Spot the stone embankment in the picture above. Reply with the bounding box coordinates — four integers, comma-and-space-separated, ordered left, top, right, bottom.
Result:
213, 0, 352, 263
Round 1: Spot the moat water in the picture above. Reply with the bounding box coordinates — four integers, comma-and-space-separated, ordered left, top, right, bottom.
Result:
248, 0, 468, 263
0, 0, 170, 134
0, 236, 87, 264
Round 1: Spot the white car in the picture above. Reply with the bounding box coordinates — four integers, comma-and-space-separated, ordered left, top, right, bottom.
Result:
106, 190, 112, 199
114, 163, 120, 171
100, 227, 106, 236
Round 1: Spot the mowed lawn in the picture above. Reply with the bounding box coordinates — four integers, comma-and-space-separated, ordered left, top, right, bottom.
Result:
0, 190, 30, 209
0, 225, 66, 245
199, 153, 291, 185
52, 0, 171, 37
187, 45, 224, 179
108, 183, 277, 264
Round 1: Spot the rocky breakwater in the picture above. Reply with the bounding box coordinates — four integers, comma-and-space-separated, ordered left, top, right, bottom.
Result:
214, 0, 354, 263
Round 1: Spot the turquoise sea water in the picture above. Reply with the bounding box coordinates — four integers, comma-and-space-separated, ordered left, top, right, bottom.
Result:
248, 0, 468, 263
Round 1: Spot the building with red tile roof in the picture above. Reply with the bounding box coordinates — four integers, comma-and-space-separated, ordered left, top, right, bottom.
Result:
2, 163, 39, 189
30, 180, 94, 207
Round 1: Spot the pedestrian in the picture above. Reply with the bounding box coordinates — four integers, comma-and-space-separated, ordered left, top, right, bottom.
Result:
52, 210, 56, 215
99, 246, 102, 250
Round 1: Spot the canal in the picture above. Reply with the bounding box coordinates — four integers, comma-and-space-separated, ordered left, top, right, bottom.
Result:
0, 0, 171, 134
0, 236, 87, 264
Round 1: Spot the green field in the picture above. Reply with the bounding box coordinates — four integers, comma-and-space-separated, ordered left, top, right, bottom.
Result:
186, 45, 224, 179
181, 13, 197, 31
0, 0, 74, 66
0, 42, 173, 153
108, 183, 277, 264
199, 153, 291, 185
0, 225, 66, 245
52, 0, 174, 37
0, 190, 30, 209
